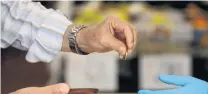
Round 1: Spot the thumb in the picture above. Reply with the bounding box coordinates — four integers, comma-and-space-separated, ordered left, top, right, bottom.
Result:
39, 83, 70, 94
159, 75, 196, 86
105, 35, 127, 56
138, 89, 179, 94
9, 83, 70, 94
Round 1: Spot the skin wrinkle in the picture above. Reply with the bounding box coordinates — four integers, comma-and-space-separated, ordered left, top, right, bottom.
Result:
94, 24, 108, 52
98, 23, 111, 52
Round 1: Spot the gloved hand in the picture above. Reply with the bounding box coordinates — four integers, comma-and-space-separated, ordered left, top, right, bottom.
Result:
138, 75, 208, 94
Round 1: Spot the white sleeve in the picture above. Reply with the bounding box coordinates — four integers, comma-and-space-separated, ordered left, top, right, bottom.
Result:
1, 1, 72, 63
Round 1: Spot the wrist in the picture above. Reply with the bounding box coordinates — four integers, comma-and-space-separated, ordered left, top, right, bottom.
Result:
66, 25, 89, 55
62, 24, 92, 54
76, 27, 93, 53
61, 25, 73, 52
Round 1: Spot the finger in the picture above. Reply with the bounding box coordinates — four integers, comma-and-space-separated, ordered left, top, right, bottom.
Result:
115, 32, 126, 42
159, 75, 197, 86
138, 89, 179, 94
106, 16, 134, 50
40, 83, 70, 94
116, 23, 133, 50
126, 25, 137, 55
130, 25, 137, 50
10, 87, 40, 94
104, 34, 127, 56
9, 83, 70, 94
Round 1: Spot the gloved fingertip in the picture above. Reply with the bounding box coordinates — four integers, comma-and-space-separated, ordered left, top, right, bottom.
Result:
138, 90, 151, 94
158, 74, 171, 80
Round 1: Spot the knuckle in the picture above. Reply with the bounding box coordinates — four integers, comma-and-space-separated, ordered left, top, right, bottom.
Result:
106, 15, 114, 20
99, 35, 107, 44
119, 46, 125, 53
14, 89, 28, 94
105, 15, 115, 23
125, 24, 132, 31
96, 31, 105, 43
56, 83, 70, 94
99, 37, 105, 45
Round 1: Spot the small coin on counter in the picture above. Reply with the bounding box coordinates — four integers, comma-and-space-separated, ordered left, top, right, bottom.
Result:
68, 88, 99, 94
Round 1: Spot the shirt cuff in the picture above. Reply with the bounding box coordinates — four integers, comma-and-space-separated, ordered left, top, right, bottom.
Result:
26, 11, 72, 63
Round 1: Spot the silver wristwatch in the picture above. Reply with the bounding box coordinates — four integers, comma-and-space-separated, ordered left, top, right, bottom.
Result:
68, 25, 89, 55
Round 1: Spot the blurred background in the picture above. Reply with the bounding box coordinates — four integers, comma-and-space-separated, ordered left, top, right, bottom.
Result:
1, 1, 208, 94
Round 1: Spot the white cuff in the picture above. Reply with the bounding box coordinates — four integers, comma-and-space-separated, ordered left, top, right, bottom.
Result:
26, 11, 72, 63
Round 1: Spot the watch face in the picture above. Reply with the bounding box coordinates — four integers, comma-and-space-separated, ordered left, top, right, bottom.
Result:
69, 25, 88, 55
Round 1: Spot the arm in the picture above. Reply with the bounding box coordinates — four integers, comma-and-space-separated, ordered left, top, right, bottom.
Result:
2, 1, 137, 94
1, 1, 136, 63
1, 1, 72, 63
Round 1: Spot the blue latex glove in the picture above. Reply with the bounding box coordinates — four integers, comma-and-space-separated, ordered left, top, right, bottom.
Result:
138, 75, 208, 94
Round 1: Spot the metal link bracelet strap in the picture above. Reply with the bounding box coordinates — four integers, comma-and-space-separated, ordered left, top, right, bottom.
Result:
68, 25, 89, 55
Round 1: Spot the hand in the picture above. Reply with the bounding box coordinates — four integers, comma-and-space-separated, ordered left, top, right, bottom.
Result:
63, 16, 137, 56
77, 16, 137, 56
10, 83, 70, 94
138, 75, 208, 94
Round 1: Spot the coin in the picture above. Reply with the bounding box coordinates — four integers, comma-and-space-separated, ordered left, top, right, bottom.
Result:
68, 88, 99, 94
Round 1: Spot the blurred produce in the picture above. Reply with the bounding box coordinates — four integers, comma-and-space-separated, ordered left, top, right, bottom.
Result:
136, 6, 192, 54
74, 2, 131, 25
184, 3, 208, 58
74, 2, 104, 24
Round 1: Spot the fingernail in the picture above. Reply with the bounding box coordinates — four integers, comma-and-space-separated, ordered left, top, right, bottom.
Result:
138, 90, 150, 94
128, 50, 132, 55
119, 55, 123, 59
